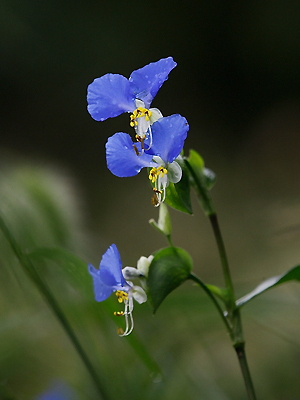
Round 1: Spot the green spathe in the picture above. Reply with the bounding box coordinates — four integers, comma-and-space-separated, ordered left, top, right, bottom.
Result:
149, 203, 172, 237
185, 150, 215, 216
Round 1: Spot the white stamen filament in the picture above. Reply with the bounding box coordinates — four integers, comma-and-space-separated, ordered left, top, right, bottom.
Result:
118, 298, 134, 337
154, 171, 167, 207
144, 124, 153, 151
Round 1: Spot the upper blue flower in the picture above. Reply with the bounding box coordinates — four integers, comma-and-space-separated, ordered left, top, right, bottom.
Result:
88, 244, 147, 336
87, 57, 176, 122
106, 114, 189, 206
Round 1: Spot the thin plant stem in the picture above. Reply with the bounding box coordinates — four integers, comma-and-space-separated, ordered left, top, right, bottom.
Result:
209, 213, 235, 303
189, 272, 233, 338
167, 234, 174, 247
0, 215, 110, 400
208, 213, 257, 400
235, 343, 257, 400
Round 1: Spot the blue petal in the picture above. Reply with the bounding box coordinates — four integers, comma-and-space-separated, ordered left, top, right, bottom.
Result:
146, 115, 189, 164
129, 57, 177, 109
88, 263, 115, 302
87, 74, 136, 121
99, 244, 125, 287
106, 132, 156, 177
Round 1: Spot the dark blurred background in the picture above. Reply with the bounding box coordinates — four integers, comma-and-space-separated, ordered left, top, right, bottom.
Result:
1, 0, 300, 399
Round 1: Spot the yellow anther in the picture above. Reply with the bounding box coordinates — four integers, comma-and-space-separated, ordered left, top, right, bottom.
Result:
129, 107, 152, 128
135, 134, 145, 142
117, 327, 124, 335
148, 166, 167, 183
151, 193, 159, 206
149, 167, 158, 183
157, 166, 167, 177
115, 290, 128, 303
114, 311, 124, 316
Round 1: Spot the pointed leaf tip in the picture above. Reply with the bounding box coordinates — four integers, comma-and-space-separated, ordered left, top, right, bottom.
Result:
236, 265, 300, 308
147, 247, 193, 313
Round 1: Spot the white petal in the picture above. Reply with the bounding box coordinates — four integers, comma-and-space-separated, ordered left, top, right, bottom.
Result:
131, 286, 147, 304
137, 255, 153, 278
152, 155, 164, 165
135, 115, 150, 138
122, 266, 145, 280
167, 161, 182, 183
149, 108, 163, 124
135, 99, 145, 108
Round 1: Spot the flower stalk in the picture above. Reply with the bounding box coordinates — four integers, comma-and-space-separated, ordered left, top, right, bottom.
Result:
208, 214, 257, 399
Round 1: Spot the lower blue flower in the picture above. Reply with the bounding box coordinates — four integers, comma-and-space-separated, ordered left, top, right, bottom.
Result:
88, 244, 147, 336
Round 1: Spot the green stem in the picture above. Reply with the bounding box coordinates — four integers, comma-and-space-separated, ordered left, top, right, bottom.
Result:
235, 343, 257, 400
0, 215, 110, 400
166, 234, 174, 247
185, 157, 257, 398
208, 213, 257, 399
209, 213, 235, 306
189, 272, 233, 338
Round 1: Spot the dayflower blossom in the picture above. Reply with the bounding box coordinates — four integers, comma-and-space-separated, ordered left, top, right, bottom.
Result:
87, 57, 177, 149
88, 244, 147, 336
106, 114, 189, 206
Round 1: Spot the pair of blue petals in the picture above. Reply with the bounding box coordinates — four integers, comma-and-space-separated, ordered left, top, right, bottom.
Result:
87, 57, 189, 178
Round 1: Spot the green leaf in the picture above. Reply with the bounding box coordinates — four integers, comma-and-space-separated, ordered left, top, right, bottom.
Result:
236, 265, 300, 308
185, 150, 215, 216
147, 247, 193, 313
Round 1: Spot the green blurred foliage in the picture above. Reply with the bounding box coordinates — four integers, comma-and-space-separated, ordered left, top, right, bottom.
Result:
0, 165, 299, 399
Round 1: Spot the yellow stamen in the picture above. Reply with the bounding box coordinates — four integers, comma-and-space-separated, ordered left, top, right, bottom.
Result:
135, 134, 145, 150
117, 327, 124, 335
114, 311, 124, 316
151, 193, 159, 206
129, 107, 152, 128
148, 167, 167, 183
115, 290, 128, 303
149, 167, 158, 183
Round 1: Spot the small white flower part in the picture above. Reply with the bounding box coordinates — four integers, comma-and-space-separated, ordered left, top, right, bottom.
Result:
130, 99, 163, 153
122, 266, 145, 280
122, 254, 154, 281
115, 284, 147, 337
149, 107, 163, 125
129, 284, 147, 305
149, 156, 182, 207
137, 255, 154, 278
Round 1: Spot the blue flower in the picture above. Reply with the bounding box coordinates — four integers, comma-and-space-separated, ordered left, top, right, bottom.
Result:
88, 244, 147, 336
87, 57, 177, 145
105, 114, 189, 206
